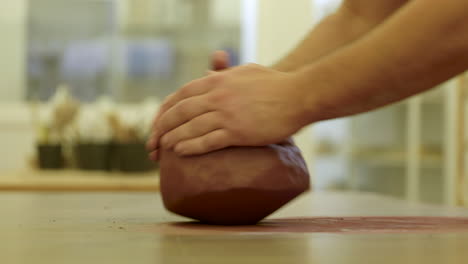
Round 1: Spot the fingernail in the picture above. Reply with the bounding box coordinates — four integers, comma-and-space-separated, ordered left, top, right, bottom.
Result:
148, 151, 157, 161
174, 144, 186, 155
161, 135, 170, 149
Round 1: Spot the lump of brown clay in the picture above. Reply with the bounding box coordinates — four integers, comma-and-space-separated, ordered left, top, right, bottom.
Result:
159, 139, 310, 225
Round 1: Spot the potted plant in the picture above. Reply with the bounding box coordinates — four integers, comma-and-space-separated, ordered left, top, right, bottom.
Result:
72, 104, 113, 171
33, 85, 79, 170
36, 124, 64, 170
109, 100, 158, 173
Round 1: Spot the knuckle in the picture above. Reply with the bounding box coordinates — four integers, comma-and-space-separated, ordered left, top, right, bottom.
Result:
175, 101, 191, 117
246, 63, 260, 70
179, 85, 191, 97
209, 89, 232, 105
183, 121, 198, 137
207, 91, 222, 106
225, 127, 245, 144
163, 92, 175, 103
202, 136, 218, 151
231, 130, 244, 142
160, 102, 169, 112
161, 133, 171, 146
167, 92, 176, 98
209, 72, 225, 86
211, 112, 225, 127
217, 110, 232, 125
160, 97, 174, 112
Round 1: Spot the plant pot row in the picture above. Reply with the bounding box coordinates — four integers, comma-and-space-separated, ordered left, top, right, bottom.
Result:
37, 143, 156, 172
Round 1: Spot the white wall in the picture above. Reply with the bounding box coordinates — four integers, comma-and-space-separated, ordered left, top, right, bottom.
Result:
0, 0, 26, 102
0, 104, 34, 173
0, 1, 30, 172
212, 0, 241, 26
255, 0, 312, 66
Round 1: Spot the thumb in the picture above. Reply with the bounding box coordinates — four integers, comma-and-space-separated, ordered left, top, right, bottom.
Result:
212, 50, 230, 71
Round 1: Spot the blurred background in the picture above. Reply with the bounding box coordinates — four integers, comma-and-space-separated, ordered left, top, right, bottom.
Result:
0, 0, 467, 206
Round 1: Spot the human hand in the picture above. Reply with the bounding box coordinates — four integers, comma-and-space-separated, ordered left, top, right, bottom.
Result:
147, 51, 231, 160
148, 58, 309, 158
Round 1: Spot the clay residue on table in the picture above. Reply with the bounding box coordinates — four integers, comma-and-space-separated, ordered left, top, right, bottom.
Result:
141, 217, 468, 235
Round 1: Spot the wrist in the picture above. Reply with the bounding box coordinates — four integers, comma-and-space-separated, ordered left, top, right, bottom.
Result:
271, 9, 374, 73
291, 60, 347, 125
288, 68, 327, 127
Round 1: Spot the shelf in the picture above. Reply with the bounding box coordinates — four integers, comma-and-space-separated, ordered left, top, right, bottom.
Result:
352, 151, 442, 169
0, 170, 159, 192
315, 147, 443, 169
421, 87, 444, 105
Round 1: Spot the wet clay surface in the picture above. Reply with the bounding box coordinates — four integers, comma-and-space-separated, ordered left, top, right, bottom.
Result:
148, 216, 468, 235
160, 139, 310, 225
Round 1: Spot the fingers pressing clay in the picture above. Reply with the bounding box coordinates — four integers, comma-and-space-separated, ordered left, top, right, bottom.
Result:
160, 112, 224, 151
173, 129, 231, 156
146, 50, 231, 155
148, 149, 159, 162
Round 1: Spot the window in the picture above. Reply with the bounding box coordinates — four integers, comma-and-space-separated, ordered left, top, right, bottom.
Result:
27, 0, 241, 102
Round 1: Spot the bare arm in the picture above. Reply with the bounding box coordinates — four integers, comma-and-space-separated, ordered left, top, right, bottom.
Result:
149, 0, 468, 157
273, 0, 409, 72
297, 0, 468, 123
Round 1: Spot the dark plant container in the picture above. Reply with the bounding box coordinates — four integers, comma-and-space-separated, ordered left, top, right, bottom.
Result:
37, 144, 64, 169
112, 142, 156, 172
74, 143, 111, 171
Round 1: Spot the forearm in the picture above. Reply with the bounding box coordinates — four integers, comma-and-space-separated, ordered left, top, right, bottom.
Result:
272, 10, 369, 72
297, 0, 468, 123
273, 0, 408, 72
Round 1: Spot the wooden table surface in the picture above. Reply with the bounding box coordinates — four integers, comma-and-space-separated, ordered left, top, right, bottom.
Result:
2, 191, 468, 264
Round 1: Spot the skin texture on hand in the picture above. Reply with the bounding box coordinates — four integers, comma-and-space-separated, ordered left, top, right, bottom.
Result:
147, 0, 468, 159
149, 62, 308, 157
147, 0, 412, 159
272, 0, 409, 72
295, 0, 468, 123
147, 51, 230, 160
